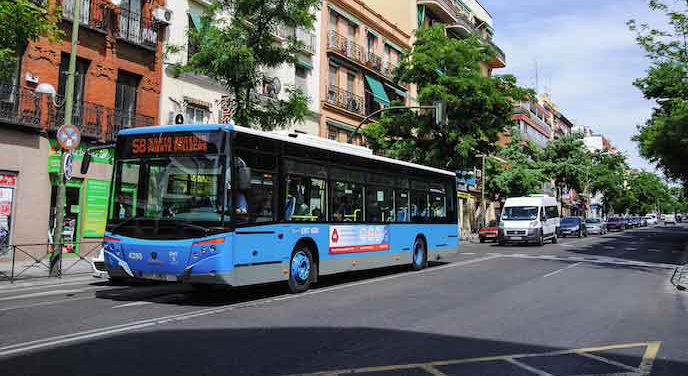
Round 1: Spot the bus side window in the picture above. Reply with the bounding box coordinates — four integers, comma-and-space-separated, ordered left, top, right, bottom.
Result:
396, 190, 409, 222
331, 181, 363, 222
366, 187, 394, 223
286, 175, 326, 222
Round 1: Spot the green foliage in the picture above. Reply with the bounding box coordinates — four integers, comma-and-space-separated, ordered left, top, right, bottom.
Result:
589, 150, 630, 216
542, 132, 592, 204
0, 0, 63, 82
627, 171, 672, 215
628, 0, 688, 184
362, 26, 534, 171
174, 0, 319, 130
484, 129, 548, 202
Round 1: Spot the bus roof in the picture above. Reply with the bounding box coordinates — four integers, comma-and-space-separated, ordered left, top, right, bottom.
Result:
119, 123, 456, 177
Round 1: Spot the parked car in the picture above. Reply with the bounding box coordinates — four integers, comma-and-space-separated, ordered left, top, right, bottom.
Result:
585, 218, 607, 235
644, 214, 657, 226
479, 220, 499, 243
607, 217, 626, 231
559, 216, 588, 238
498, 195, 560, 246
665, 214, 677, 225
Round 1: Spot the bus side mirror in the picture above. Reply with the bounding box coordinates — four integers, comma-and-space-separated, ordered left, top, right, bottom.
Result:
80, 152, 92, 175
237, 166, 251, 191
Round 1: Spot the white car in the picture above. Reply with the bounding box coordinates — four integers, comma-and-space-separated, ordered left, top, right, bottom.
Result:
91, 247, 108, 278
644, 215, 657, 226
665, 214, 677, 225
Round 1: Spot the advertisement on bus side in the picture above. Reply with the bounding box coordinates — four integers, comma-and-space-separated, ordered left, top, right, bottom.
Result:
329, 225, 390, 254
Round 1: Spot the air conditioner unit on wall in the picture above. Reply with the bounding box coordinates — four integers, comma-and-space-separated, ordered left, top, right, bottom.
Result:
153, 7, 173, 25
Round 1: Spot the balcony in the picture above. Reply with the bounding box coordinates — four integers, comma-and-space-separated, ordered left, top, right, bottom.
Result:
325, 85, 364, 116
116, 8, 159, 50
277, 26, 317, 54
327, 31, 400, 80
0, 84, 42, 130
417, 0, 460, 24
62, 0, 112, 33
47, 98, 153, 142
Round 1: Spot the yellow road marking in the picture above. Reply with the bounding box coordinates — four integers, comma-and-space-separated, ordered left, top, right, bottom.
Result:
286, 341, 662, 376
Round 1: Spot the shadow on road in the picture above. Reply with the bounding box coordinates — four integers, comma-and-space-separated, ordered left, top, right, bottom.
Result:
0, 327, 684, 376
94, 262, 450, 308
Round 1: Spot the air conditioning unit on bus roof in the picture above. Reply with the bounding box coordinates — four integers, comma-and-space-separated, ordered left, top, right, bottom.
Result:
274, 130, 373, 156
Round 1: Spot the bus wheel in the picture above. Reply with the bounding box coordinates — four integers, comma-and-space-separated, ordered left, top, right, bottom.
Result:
288, 245, 314, 294
412, 237, 427, 271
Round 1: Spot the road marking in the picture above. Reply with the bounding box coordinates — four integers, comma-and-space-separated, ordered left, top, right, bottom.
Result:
112, 301, 153, 309
503, 254, 676, 269
0, 255, 500, 358
626, 248, 638, 251
0, 278, 99, 294
0, 288, 99, 302
0, 296, 93, 313
461, 253, 476, 255
287, 341, 661, 376
604, 246, 616, 250
542, 262, 582, 278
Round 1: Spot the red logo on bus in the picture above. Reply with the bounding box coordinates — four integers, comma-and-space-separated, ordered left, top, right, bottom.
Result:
331, 229, 339, 244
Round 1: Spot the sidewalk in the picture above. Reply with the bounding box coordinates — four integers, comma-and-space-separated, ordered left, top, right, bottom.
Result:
0, 257, 94, 284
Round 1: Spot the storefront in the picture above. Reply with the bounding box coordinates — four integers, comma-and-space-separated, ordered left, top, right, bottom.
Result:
0, 173, 16, 255
48, 139, 113, 254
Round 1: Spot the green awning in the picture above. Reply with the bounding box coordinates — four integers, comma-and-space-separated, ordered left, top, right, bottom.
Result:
326, 118, 356, 132
188, 12, 203, 29
295, 59, 313, 70
328, 4, 361, 26
365, 75, 390, 105
367, 28, 381, 38
385, 83, 409, 98
384, 39, 404, 53
417, 5, 425, 29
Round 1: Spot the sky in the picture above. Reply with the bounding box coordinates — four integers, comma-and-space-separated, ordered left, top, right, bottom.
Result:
479, 0, 669, 172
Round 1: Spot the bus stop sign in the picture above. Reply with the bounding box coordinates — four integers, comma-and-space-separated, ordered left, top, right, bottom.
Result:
57, 124, 81, 151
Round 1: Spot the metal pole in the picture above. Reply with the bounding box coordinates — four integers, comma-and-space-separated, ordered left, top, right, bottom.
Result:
482, 155, 486, 228
50, 0, 81, 276
10, 245, 16, 283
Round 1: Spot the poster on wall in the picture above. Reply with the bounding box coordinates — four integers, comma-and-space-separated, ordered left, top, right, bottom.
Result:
82, 179, 110, 238
0, 187, 13, 256
329, 225, 390, 254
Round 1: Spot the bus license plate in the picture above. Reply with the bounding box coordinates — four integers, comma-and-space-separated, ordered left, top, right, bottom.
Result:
511, 237, 522, 241
141, 272, 176, 282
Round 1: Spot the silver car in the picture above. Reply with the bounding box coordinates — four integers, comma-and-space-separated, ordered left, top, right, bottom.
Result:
585, 218, 607, 235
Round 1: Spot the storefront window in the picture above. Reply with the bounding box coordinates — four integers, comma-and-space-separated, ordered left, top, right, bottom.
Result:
0, 173, 16, 254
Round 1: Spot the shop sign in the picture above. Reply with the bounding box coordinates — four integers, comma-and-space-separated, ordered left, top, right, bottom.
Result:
49, 139, 114, 173
0, 174, 16, 186
458, 192, 473, 200
82, 179, 111, 238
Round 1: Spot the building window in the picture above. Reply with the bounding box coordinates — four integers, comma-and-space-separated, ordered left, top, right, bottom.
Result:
295, 65, 308, 96
347, 72, 355, 93
187, 14, 200, 62
329, 12, 337, 34
328, 127, 337, 140
115, 71, 141, 128
58, 54, 90, 126
185, 104, 208, 124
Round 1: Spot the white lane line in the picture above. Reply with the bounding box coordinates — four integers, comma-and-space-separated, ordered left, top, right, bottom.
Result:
542, 262, 582, 278
0, 296, 94, 313
461, 253, 476, 255
626, 248, 638, 251
112, 301, 153, 309
504, 358, 554, 376
0, 255, 501, 358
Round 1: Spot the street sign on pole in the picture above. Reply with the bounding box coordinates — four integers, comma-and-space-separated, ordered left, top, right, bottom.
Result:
63, 153, 73, 181
57, 124, 81, 151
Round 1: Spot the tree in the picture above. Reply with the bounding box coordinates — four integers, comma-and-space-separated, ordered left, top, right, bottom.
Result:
485, 129, 548, 203
542, 132, 592, 209
171, 0, 319, 130
628, 0, 688, 185
627, 171, 672, 215
0, 0, 62, 83
362, 26, 533, 171
589, 150, 629, 216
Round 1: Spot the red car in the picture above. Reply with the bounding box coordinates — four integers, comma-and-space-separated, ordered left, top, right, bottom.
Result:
479, 220, 499, 243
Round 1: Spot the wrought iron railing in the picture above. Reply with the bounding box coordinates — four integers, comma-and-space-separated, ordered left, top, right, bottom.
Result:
62, 0, 112, 31
47, 97, 154, 142
0, 83, 42, 129
0, 241, 103, 282
327, 30, 365, 66
326, 84, 364, 116
117, 8, 159, 49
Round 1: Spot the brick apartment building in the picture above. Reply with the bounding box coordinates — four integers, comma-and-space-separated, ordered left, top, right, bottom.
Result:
0, 0, 166, 258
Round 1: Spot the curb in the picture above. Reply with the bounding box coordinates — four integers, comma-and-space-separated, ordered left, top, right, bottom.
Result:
0, 275, 95, 290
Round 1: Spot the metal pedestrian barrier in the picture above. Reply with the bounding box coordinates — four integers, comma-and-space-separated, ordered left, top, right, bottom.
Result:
0, 242, 102, 283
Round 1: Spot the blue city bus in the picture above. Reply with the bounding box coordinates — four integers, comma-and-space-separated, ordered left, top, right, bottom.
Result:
97, 123, 458, 293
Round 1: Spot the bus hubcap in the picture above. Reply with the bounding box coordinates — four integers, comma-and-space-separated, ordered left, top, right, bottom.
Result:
414, 243, 423, 265
291, 251, 310, 283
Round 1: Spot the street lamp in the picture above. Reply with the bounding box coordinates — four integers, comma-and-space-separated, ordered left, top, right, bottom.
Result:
476, 153, 507, 228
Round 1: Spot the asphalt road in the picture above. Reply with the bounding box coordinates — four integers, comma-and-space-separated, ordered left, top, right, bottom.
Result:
0, 224, 687, 376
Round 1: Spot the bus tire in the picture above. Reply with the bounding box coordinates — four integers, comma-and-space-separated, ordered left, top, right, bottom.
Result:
288, 245, 315, 294
412, 237, 427, 271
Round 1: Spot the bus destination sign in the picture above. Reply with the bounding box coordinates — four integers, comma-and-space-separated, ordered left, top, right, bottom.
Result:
119, 132, 223, 158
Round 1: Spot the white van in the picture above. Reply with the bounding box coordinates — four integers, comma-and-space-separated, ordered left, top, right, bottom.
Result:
499, 195, 560, 246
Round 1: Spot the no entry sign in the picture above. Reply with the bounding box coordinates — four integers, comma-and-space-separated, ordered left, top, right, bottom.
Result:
57, 124, 81, 151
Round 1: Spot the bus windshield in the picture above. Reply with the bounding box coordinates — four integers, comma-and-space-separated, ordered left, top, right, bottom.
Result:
502, 206, 539, 221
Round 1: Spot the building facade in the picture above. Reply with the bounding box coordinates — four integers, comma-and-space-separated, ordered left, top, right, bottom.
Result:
319, 0, 412, 144
159, 0, 322, 135
1, 0, 165, 257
